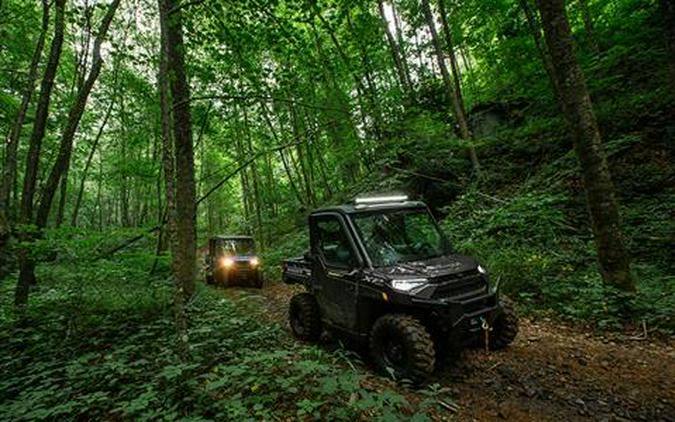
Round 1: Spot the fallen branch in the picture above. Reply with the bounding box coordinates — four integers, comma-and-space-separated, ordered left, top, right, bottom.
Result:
628, 320, 648, 341
197, 140, 301, 206
99, 226, 161, 258
178, 94, 352, 115
438, 400, 459, 413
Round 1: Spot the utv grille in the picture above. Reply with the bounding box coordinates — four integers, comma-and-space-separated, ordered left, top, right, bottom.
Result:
431, 272, 487, 300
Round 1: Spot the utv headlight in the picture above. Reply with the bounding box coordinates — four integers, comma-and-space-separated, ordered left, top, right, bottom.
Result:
477, 265, 497, 293
391, 278, 427, 292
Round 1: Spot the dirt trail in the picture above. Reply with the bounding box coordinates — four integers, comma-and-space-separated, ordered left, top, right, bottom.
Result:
218, 282, 675, 422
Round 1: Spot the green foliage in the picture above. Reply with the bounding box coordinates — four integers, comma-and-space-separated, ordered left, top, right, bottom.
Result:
0, 257, 437, 420
441, 168, 674, 334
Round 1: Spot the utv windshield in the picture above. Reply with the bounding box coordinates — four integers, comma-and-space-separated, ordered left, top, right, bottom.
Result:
352, 208, 449, 267
216, 239, 255, 256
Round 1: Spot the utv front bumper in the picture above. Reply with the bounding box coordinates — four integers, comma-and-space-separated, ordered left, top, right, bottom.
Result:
408, 292, 500, 333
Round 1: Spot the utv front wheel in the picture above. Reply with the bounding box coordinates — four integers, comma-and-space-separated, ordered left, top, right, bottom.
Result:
289, 293, 322, 342
253, 271, 263, 289
370, 314, 435, 384
489, 296, 519, 350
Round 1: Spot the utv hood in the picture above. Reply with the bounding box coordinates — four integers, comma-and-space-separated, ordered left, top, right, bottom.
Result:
372, 254, 480, 281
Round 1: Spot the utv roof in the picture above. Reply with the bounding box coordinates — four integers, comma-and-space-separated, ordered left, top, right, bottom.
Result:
311, 199, 427, 216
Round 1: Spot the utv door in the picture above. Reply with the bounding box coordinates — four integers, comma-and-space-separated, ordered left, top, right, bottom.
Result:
310, 213, 361, 331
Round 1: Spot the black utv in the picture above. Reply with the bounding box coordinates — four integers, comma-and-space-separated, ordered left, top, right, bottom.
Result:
205, 235, 262, 288
282, 196, 518, 383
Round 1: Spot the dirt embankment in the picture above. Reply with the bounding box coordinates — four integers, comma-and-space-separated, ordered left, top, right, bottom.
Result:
218, 281, 675, 422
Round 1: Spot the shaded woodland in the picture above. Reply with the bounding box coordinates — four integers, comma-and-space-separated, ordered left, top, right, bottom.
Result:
0, 0, 673, 419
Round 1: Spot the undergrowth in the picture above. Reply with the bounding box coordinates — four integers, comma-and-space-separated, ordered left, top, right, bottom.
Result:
0, 251, 447, 421
439, 128, 674, 335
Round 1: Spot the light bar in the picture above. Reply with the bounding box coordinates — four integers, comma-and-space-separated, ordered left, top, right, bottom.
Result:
354, 195, 408, 205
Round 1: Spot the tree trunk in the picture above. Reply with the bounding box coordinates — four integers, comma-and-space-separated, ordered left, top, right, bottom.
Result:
72, 97, 114, 227
346, 11, 384, 143
314, 13, 383, 143
161, 0, 197, 361
460, 46, 480, 97
378, 0, 410, 92
15, 0, 66, 307
55, 167, 68, 227
35, 0, 121, 229
259, 100, 304, 204
437, 0, 466, 116
536, 0, 634, 292
420, 0, 480, 176
312, 139, 333, 199
517, 0, 561, 100
1, 0, 50, 218
414, 31, 425, 74
96, 158, 103, 230
660, 0, 675, 96
391, 1, 412, 90
242, 106, 264, 249
288, 100, 314, 205
577, 0, 599, 53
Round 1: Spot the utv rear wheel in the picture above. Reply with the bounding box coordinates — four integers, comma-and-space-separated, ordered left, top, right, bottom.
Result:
289, 293, 322, 342
489, 296, 519, 350
370, 314, 435, 384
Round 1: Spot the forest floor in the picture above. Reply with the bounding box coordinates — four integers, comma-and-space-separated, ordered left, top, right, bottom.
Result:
217, 281, 675, 422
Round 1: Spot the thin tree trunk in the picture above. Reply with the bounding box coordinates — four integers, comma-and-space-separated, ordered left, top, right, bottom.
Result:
263, 145, 276, 218
414, 31, 425, 74
1, 0, 50, 218
391, 1, 412, 89
346, 11, 384, 142
288, 100, 314, 205
420, 0, 480, 176
35, 0, 121, 229
72, 97, 114, 227
232, 109, 252, 223
242, 106, 264, 249
536, 0, 634, 292
313, 13, 383, 142
517, 0, 561, 100
161, 0, 197, 362
378, 0, 410, 92
15, 0, 66, 307
259, 100, 304, 204
55, 167, 68, 227
460, 46, 480, 98
96, 158, 103, 230
660, 0, 675, 96
312, 139, 333, 198
577, 0, 599, 53
437, 0, 466, 110
71, 2, 92, 96
301, 108, 317, 200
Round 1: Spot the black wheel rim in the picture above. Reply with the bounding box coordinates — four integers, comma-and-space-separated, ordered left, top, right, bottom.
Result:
382, 337, 406, 370
290, 307, 305, 336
